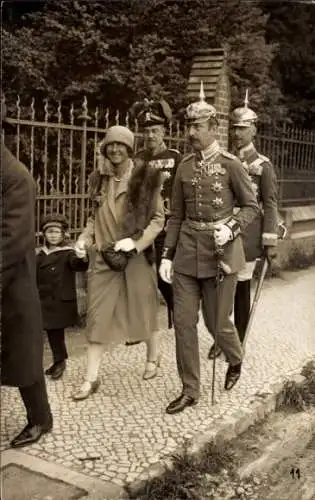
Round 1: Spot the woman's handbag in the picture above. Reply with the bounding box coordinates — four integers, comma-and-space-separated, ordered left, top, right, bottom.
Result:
100, 242, 136, 272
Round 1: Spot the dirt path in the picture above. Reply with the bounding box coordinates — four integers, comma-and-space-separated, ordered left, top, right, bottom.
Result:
209, 409, 315, 500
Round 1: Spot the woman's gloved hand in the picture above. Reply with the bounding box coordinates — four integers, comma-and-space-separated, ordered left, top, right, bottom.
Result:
114, 238, 136, 253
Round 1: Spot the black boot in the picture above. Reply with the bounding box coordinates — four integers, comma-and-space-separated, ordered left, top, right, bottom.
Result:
224, 363, 242, 391
50, 360, 66, 380
234, 280, 251, 343
166, 394, 198, 414
45, 363, 56, 376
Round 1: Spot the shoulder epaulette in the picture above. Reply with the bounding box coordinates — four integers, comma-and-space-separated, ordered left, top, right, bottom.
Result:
220, 150, 237, 160
181, 152, 195, 163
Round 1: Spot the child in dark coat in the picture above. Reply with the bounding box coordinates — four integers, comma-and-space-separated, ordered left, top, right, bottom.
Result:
37, 214, 89, 380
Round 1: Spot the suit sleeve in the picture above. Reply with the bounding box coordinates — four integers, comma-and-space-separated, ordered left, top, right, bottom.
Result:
228, 159, 260, 234
2, 167, 36, 290
162, 163, 185, 257
134, 192, 165, 253
260, 162, 279, 247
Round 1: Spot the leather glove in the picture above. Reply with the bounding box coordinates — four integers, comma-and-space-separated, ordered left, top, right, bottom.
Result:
114, 238, 136, 252
74, 240, 87, 259
264, 246, 277, 262
159, 258, 173, 284
214, 224, 233, 247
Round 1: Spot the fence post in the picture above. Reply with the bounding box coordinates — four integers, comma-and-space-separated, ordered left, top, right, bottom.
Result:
279, 122, 286, 206
78, 96, 91, 231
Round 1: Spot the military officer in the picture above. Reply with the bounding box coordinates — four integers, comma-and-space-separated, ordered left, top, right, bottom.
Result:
159, 83, 259, 414
133, 98, 181, 329
208, 92, 279, 360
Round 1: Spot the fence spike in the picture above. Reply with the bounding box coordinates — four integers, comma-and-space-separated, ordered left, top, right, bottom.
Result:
16, 95, 21, 119
95, 106, 99, 126
57, 101, 62, 123
30, 97, 35, 120
126, 111, 129, 128
105, 108, 109, 129
115, 109, 120, 125
62, 174, 66, 194
79, 95, 91, 121
44, 98, 49, 122
70, 103, 74, 125
36, 175, 41, 194
49, 174, 55, 194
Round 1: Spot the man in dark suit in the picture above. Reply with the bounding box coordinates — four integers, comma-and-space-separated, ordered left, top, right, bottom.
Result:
1, 103, 53, 447
159, 83, 259, 414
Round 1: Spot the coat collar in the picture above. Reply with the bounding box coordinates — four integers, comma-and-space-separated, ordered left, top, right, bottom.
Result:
39, 245, 73, 255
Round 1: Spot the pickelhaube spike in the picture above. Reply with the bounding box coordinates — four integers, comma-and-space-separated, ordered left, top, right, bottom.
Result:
244, 89, 249, 109
199, 80, 206, 102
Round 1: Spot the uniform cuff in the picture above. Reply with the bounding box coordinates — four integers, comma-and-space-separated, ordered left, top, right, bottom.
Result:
262, 232, 278, 246
226, 218, 241, 239
161, 247, 175, 260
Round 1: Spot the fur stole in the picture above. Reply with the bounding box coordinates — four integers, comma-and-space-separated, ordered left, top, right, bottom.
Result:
88, 156, 165, 240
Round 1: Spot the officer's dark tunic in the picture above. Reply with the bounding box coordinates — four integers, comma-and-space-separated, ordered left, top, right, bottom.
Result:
136, 145, 181, 327
163, 140, 259, 398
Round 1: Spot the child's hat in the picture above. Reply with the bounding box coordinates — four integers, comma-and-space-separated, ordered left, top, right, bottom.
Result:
40, 213, 69, 232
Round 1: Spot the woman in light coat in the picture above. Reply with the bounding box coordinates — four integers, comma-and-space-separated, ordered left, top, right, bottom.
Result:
72, 126, 165, 400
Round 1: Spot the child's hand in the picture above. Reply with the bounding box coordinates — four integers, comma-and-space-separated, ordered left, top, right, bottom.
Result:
75, 240, 87, 259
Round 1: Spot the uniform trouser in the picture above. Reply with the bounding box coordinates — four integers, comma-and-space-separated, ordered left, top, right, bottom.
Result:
173, 271, 243, 399
155, 231, 173, 328
234, 260, 256, 343
19, 375, 53, 428
47, 328, 68, 364
234, 281, 251, 343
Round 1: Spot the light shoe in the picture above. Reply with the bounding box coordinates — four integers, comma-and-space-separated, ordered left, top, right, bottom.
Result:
72, 380, 100, 400
143, 355, 161, 380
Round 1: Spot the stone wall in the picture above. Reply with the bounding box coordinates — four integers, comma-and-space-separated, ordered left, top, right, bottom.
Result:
277, 205, 315, 269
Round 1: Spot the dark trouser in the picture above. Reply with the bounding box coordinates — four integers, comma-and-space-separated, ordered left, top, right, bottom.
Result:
173, 272, 243, 399
47, 328, 68, 363
234, 280, 251, 343
155, 231, 173, 328
19, 375, 53, 427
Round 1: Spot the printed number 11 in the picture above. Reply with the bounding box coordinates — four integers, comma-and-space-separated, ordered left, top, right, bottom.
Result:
290, 468, 300, 479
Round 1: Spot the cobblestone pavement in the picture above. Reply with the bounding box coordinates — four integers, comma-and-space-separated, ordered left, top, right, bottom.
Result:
1, 267, 315, 490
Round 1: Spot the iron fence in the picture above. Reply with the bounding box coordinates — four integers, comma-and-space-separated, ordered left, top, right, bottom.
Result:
3, 96, 315, 241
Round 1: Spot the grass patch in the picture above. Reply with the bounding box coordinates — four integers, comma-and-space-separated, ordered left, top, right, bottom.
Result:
276, 360, 315, 411
125, 441, 236, 499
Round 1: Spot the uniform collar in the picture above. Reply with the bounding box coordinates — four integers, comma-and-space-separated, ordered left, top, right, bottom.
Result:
238, 142, 256, 161
200, 140, 220, 161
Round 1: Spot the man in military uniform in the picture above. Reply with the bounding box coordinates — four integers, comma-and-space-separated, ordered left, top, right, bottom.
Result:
134, 98, 181, 329
159, 83, 259, 414
208, 92, 279, 360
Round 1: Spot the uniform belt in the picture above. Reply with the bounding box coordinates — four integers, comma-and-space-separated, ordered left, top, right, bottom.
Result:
185, 216, 231, 231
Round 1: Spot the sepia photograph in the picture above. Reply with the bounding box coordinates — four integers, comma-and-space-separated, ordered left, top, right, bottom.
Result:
1, 0, 315, 499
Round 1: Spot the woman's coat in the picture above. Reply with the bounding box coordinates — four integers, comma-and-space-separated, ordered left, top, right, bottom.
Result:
78, 160, 165, 347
